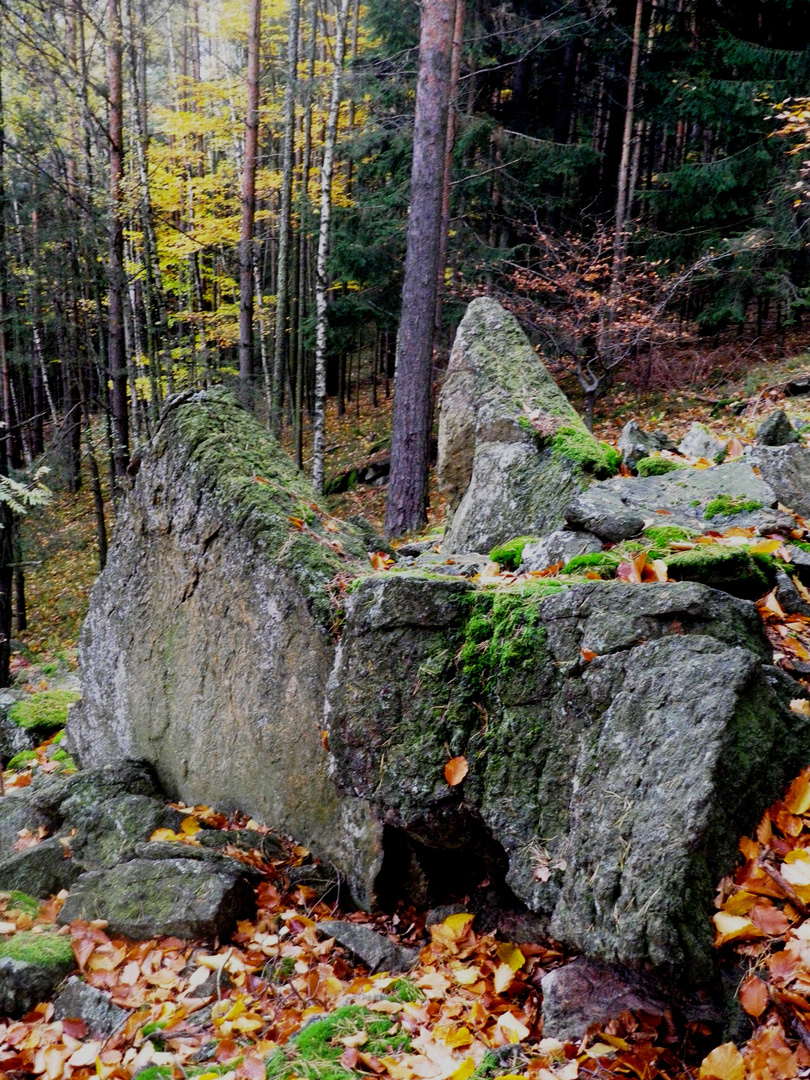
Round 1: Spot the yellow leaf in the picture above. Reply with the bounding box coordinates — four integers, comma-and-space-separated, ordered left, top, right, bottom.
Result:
785, 769, 810, 814
651, 559, 668, 582
444, 1028, 474, 1049
450, 964, 481, 986
721, 890, 757, 916
751, 539, 782, 554
496, 942, 525, 972
712, 911, 764, 946
443, 913, 475, 937
790, 700, 810, 717
180, 817, 200, 836
699, 1043, 745, 1080
150, 828, 181, 843
449, 1059, 476, 1080
584, 1044, 618, 1059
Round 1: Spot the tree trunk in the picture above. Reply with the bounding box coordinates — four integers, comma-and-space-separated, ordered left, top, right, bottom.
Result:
312, 0, 352, 495
434, 0, 465, 337
385, 0, 455, 538
238, 0, 262, 400
610, 0, 644, 298
271, 0, 300, 439
107, 0, 129, 488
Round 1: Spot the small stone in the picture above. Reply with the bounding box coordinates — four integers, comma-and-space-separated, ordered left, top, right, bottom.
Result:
617, 421, 675, 473
0, 838, 83, 898
775, 571, 810, 617
396, 540, 437, 558
522, 530, 602, 572
317, 920, 419, 974
0, 713, 34, 767
0, 931, 75, 1019
678, 422, 726, 461
565, 494, 645, 543
53, 976, 128, 1037
756, 410, 799, 447
541, 959, 669, 1042
425, 904, 468, 928
58, 858, 254, 940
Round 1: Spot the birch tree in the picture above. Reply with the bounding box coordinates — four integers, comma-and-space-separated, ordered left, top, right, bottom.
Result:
312, 0, 352, 495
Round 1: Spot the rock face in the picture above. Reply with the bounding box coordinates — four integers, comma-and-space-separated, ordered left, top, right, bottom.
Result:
325, 574, 808, 981
436, 299, 618, 554
67, 389, 382, 884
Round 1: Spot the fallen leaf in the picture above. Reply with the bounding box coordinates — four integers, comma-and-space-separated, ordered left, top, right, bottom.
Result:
444, 757, 468, 787
699, 1042, 745, 1080
739, 974, 769, 1018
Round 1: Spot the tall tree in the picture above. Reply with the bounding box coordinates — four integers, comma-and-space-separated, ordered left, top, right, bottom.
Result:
239, 0, 262, 400
312, 0, 352, 494
107, 0, 129, 487
271, 0, 300, 439
384, 0, 455, 538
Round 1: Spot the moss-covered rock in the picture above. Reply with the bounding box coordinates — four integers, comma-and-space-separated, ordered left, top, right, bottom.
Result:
636, 457, 687, 477
68, 389, 381, 889
437, 299, 618, 554
326, 574, 802, 982
667, 544, 774, 597
9, 690, 80, 736
489, 536, 536, 570
0, 930, 75, 1018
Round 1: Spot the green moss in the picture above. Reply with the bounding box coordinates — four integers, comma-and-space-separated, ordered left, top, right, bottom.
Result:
6, 892, 40, 917
636, 457, 687, 477
459, 588, 552, 683
0, 930, 74, 969
265, 1005, 411, 1080
387, 978, 423, 1003
562, 550, 620, 577
170, 390, 367, 632
550, 426, 621, 478
704, 495, 764, 520
643, 526, 692, 546
50, 748, 76, 770
489, 536, 536, 571
51, 729, 64, 745
6, 750, 36, 770
667, 545, 773, 598
8, 689, 80, 733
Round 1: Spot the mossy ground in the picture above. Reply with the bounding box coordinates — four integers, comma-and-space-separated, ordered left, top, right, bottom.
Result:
0, 931, 74, 969
549, 426, 621, 478
265, 1005, 411, 1080
8, 689, 80, 733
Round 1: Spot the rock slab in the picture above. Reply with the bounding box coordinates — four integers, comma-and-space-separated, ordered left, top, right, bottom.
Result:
436, 299, 617, 554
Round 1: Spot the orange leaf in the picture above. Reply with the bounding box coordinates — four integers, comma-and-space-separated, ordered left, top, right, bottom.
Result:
289, 517, 305, 530
370, 552, 394, 571
445, 756, 469, 786
581, 648, 597, 663
739, 975, 769, 1018
726, 438, 746, 460
699, 1042, 745, 1080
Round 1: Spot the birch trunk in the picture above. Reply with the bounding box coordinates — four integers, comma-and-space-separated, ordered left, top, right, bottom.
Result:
312, 0, 352, 494
238, 0, 262, 398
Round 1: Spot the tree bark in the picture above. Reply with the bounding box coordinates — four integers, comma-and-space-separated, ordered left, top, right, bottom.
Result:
107, 0, 129, 488
238, 0, 262, 399
312, 0, 352, 495
434, 0, 465, 337
271, 0, 300, 439
610, 0, 644, 298
385, 0, 455, 538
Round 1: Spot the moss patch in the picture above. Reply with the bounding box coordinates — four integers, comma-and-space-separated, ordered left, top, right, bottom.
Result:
5, 892, 40, 918
6, 750, 37, 770
170, 390, 367, 632
459, 586, 557, 684
667, 545, 773, 598
265, 1005, 411, 1080
562, 550, 620, 577
636, 457, 687, 477
704, 495, 764, 520
8, 689, 80, 734
489, 536, 536, 571
550, 426, 621, 478
0, 931, 74, 969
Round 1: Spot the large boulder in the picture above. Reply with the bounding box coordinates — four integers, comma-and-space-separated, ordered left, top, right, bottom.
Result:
436, 299, 618, 554
325, 574, 808, 982
67, 389, 382, 885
